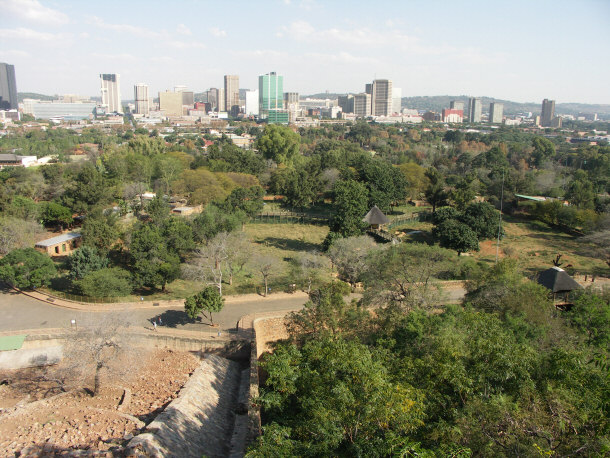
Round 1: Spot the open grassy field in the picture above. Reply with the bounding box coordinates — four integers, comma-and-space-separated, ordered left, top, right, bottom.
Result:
389, 214, 608, 277
43, 223, 332, 302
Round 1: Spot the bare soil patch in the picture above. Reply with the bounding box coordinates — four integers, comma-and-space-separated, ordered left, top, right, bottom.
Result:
0, 349, 200, 456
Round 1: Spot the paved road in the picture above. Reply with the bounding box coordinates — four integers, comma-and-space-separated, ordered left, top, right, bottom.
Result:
0, 283, 468, 336
0, 285, 309, 334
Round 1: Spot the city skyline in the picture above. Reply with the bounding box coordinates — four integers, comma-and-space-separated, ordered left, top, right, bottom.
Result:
1, 0, 609, 104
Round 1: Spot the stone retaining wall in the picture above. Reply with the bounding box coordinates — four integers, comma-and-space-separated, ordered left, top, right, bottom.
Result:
126, 354, 244, 458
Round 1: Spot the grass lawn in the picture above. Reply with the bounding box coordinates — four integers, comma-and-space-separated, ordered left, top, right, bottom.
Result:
44, 223, 332, 302
388, 213, 608, 277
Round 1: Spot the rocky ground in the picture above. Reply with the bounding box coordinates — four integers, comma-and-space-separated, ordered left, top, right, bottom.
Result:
0, 349, 201, 457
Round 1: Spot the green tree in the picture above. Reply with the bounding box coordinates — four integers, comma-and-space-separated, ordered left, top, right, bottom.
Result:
74, 267, 132, 297
192, 204, 246, 242
184, 286, 225, 324
65, 246, 108, 280
0, 248, 57, 289
461, 201, 500, 240
330, 179, 369, 237
532, 136, 556, 166
218, 186, 265, 218
424, 168, 448, 212
256, 124, 301, 165
146, 195, 171, 225
256, 336, 425, 456
130, 224, 180, 291
161, 217, 194, 259
566, 170, 595, 209
434, 219, 479, 256
81, 212, 119, 255
450, 176, 477, 211
62, 164, 111, 213
40, 202, 73, 229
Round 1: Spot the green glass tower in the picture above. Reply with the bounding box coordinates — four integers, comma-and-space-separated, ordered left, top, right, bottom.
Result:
259, 71, 288, 124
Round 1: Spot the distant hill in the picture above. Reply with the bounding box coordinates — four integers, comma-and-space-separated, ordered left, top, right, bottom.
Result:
400, 96, 610, 117
303, 93, 610, 117
17, 92, 56, 102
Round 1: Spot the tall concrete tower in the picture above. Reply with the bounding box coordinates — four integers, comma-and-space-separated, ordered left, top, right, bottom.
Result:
489, 102, 504, 123
370, 79, 392, 116
467, 97, 482, 122
134, 83, 149, 116
541, 99, 555, 127
224, 75, 239, 116
100, 73, 121, 113
0, 62, 18, 110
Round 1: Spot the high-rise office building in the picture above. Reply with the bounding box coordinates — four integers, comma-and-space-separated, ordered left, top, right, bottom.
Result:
0, 63, 18, 110
450, 100, 464, 111
284, 92, 299, 123
206, 88, 218, 111
224, 75, 239, 116
259, 72, 287, 123
369, 79, 392, 116
245, 90, 259, 116
218, 88, 226, 112
467, 97, 482, 123
392, 87, 402, 114
541, 99, 555, 127
134, 83, 150, 116
338, 94, 354, 113
100, 74, 121, 113
353, 93, 371, 117
489, 102, 503, 123
159, 91, 183, 117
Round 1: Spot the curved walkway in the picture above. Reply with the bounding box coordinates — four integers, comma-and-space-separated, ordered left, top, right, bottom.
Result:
0, 285, 310, 337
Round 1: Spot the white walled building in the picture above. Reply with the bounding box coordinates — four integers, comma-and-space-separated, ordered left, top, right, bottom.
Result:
392, 87, 402, 114
100, 74, 121, 113
245, 90, 259, 116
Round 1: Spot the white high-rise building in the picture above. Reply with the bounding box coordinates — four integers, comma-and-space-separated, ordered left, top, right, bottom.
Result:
245, 90, 259, 116
392, 87, 402, 114
134, 83, 149, 116
100, 74, 121, 113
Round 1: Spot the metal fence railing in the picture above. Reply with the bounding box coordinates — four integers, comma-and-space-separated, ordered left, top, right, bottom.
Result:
250, 212, 330, 225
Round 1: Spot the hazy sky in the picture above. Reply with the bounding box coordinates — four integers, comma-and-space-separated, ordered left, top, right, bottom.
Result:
1, 0, 608, 104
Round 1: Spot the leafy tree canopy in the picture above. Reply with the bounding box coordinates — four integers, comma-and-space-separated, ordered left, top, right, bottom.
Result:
0, 248, 56, 289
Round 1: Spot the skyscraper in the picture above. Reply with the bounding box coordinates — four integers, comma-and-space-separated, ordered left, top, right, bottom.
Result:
284, 92, 299, 123
100, 74, 121, 113
224, 75, 239, 116
259, 72, 287, 123
392, 87, 402, 114
467, 97, 482, 122
0, 63, 18, 110
245, 90, 259, 116
489, 102, 503, 123
450, 100, 464, 111
541, 99, 555, 127
134, 83, 149, 116
370, 79, 392, 116
353, 93, 372, 117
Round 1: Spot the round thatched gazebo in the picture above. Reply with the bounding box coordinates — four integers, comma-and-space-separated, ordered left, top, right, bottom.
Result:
363, 205, 389, 230
537, 266, 582, 307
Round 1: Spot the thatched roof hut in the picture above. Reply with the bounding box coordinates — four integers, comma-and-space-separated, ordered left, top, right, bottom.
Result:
537, 267, 582, 293
363, 206, 389, 229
